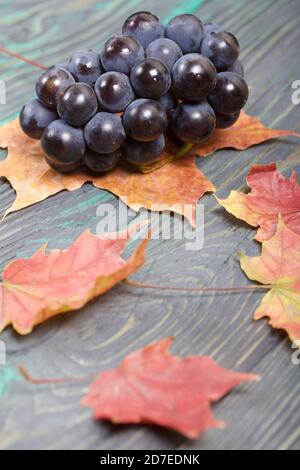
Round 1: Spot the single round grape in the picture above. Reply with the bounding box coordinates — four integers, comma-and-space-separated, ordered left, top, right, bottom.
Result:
123, 135, 165, 165
67, 49, 103, 87
57, 83, 98, 127
146, 38, 182, 71
130, 59, 171, 99
203, 22, 222, 34
172, 53, 217, 101
165, 125, 184, 147
41, 120, 85, 172
122, 11, 164, 48
19, 99, 58, 139
165, 14, 204, 54
122, 98, 167, 142
100, 35, 144, 76
200, 31, 240, 71
227, 59, 244, 77
84, 112, 125, 154
45, 158, 82, 174
83, 148, 121, 173
171, 102, 216, 143
215, 111, 240, 129
208, 72, 249, 115
36, 65, 75, 109
157, 91, 176, 119
94, 71, 135, 113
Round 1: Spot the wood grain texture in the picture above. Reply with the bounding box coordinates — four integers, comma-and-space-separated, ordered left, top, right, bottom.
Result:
0, 0, 300, 450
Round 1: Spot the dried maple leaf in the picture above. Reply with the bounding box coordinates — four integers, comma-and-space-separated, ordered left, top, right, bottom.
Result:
195, 111, 299, 157
218, 163, 300, 241
0, 230, 147, 335
239, 218, 300, 343
0, 119, 215, 227
82, 337, 258, 438
140, 111, 300, 171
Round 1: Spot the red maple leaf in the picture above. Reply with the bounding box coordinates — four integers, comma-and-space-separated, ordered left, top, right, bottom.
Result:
218, 163, 300, 241
82, 338, 258, 438
240, 218, 300, 342
0, 230, 147, 334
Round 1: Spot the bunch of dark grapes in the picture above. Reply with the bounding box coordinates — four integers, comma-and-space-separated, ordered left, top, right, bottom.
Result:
20, 12, 249, 174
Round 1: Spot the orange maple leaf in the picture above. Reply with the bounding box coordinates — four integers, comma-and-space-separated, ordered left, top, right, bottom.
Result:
0, 118, 215, 226
218, 163, 300, 241
141, 111, 299, 171
0, 230, 147, 335
83, 337, 258, 438
239, 218, 300, 343
195, 111, 300, 156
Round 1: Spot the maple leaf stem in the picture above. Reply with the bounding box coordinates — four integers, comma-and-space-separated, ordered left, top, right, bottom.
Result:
18, 366, 93, 385
176, 142, 194, 157
123, 278, 272, 292
0, 47, 47, 70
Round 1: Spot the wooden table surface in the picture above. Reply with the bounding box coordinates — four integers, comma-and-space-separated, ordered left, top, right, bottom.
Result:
0, 0, 299, 450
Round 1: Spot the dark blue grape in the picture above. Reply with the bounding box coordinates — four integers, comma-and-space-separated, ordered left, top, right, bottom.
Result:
208, 72, 248, 115
215, 111, 240, 129
67, 49, 103, 87
227, 59, 244, 77
57, 83, 98, 127
122, 11, 164, 48
19, 99, 58, 139
171, 102, 216, 143
130, 59, 171, 99
122, 98, 167, 142
157, 91, 176, 119
146, 38, 182, 71
165, 14, 204, 54
84, 112, 125, 154
200, 31, 240, 71
83, 148, 121, 172
94, 72, 135, 113
165, 125, 184, 147
172, 53, 217, 101
45, 159, 82, 173
203, 22, 222, 34
36, 65, 75, 109
100, 35, 144, 76
123, 135, 165, 165
41, 120, 85, 172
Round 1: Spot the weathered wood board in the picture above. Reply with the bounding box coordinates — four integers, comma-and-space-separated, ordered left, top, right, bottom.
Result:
0, 0, 299, 450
